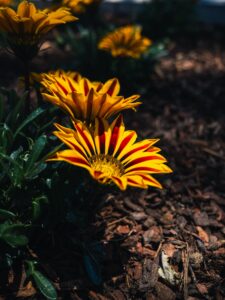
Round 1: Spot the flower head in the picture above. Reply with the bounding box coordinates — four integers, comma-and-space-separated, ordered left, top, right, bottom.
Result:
0, 0, 13, 7
41, 73, 141, 124
62, 0, 95, 14
0, 1, 77, 60
49, 116, 172, 190
98, 25, 152, 59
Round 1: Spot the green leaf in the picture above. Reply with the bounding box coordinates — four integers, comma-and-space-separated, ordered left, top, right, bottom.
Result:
0, 223, 27, 234
25, 135, 47, 174
26, 163, 47, 180
0, 223, 28, 247
3, 234, 28, 247
0, 124, 14, 150
0, 152, 24, 186
32, 271, 57, 300
6, 92, 26, 128
14, 107, 44, 138
25, 260, 36, 277
32, 196, 48, 221
10, 146, 23, 160
0, 209, 16, 220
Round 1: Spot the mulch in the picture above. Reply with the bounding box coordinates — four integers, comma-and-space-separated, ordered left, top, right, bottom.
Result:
73, 38, 225, 300
1, 37, 225, 300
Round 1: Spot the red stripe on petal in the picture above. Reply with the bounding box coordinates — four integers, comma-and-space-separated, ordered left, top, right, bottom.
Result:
125, 156, 164, 169
75, 124, 94, 154
67, 77, 76, 92
140, 174, 162, 188
109, 115, 123, 154
122, 143, 150, 161
73, 74, 79, 82
141, 174, 157, 183
125, 166, 160, 173
55, 79, 68, 95
107, 79, 117, 96
127, 178, 139, 185
112, 176, 126, 190
117, 132, 135, 155
86, 88, 94, 122
127, 178, 140, 185
93, 170, 103, 178
98, 119, 105, 153
83, 79, 89, 96
66, 157, 89, 165
96, 94, 107, 116
96, 83, 103, 92
69, 143, 87, 158
71, 93, 82, 117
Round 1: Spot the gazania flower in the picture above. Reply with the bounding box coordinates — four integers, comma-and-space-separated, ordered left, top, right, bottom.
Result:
98, 25, 152, 59
62, 0, 95, 14
49, 116, 172, 190
0, 0, 13, 7
0, 1, 77, 60
41, 73, 141, 123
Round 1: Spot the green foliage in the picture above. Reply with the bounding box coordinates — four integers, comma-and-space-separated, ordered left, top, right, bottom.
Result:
0, 89, 55, 295
26, 261, 57, 300
0, 221, 28, 247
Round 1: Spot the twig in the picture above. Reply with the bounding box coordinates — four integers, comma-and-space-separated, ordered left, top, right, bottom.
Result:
203, 148, 225, 161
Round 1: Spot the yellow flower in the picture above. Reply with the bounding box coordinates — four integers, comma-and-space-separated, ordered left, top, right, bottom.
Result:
41, 73, 141, 123
49, 116, 172, 190
62, 0, 95, 14
98, 25, 152, 59
0, 0, 13, 7
0, 1, 77, 60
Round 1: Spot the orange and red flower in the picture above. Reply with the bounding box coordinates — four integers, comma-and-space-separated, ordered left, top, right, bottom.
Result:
41, 73, 141, 124
49, 116, 172, 190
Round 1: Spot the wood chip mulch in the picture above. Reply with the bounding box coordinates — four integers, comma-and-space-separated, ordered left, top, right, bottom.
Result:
80, 39, 225, 300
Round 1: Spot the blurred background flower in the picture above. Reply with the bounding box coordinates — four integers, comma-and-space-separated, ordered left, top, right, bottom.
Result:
62, 0, 96, 14
0, 0, 13, 7
98, 25, 152, 58
0, 0, 77, 61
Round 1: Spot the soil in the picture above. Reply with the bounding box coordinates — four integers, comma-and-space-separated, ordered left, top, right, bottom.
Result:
0, 36, 225, 299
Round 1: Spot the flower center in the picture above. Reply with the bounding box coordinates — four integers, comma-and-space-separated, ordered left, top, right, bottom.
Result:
89, 154, 124, 178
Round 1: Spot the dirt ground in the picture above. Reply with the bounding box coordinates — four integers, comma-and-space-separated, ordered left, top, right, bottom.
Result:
1, 36, 225, 299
